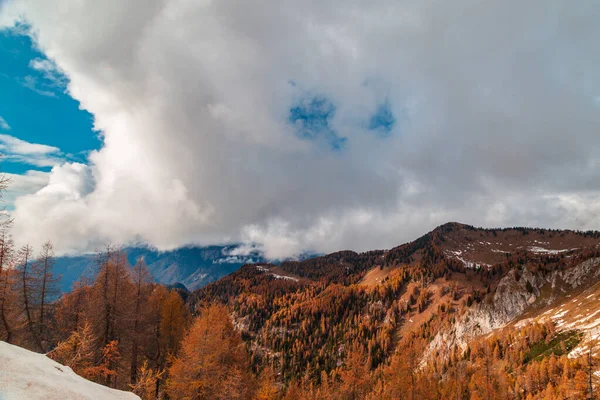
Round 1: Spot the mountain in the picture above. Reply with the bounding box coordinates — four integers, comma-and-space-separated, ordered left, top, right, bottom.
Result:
16, 221, 600, 398
0, 341, 140, 400
191, 222, 600, 385
54, 244, 265, 292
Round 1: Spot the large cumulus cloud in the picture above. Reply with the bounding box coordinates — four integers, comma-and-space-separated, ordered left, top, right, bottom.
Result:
1, 0, 600, 257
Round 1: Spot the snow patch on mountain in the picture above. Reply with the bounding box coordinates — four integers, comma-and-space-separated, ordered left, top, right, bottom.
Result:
528, 246, 578, 254
271, 273, 299, 282
444, 250, 491, 269
255, 265, 299, 282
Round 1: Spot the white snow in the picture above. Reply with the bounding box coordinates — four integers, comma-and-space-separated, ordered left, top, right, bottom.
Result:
256, 266, 299, 281
445, 250, 491, 268
271, 274, 299, 282
569, 327, 600, 359
528, 246, 578, 254
551, 309, 569, 326
453, 255, 490, 269
0, 341, 140, 400
552, 309, 567, 318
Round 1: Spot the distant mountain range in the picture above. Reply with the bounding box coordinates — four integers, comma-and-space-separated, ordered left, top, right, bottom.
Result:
53, 244, 267, 292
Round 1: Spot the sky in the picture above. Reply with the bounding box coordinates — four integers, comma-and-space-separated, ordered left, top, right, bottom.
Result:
0, 0, 599, 258
0, 22, 100, 210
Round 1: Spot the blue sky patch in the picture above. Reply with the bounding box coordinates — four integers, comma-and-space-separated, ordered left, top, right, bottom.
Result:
0, 25, 99, 174
289, 96, 347, 151
368, 101, 396, 137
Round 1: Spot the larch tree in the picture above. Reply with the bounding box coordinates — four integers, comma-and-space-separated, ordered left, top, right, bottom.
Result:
147, 284, 169, 397
16, 244, 43, 351
158, 290, 187, 368
383, 339, 424, 400
33, 240, 60, 351
49, 319, 96, 377
54, 279, 91, 339
584, 338, 600, 400
0, 262, 15, 342
255, 365, 280, 400
0, 223, 15, 342
166, 303, 250, 400
130, 360, 163, 400
129, 257, 152, 385
91, 246, 120, 348
439, 360, 467, 400
85, 247, 134, 388
337, 342, 372, 400
469, 341, 501, 400
145, 285, 188, 397
86, 339, 123, 384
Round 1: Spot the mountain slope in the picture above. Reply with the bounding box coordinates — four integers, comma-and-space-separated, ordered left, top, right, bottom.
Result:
191, 222, 600, 382
0, 341, 140, 400
427, 256, 600, 360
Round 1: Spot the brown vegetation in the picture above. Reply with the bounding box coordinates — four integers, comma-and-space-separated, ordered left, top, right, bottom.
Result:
2, 185, 600, 400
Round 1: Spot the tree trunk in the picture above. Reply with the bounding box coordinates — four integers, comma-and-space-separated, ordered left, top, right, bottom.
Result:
0, 300, 11, 343
0, 235, 12, 343
130, 270, 142, 384
588, 347, 594, 400
38, 253, 48, 351
21, 248, 42, 352
0, 258, 11, 342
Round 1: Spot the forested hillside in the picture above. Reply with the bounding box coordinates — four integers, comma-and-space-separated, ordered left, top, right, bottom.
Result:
191, 223, 600, 399
3, 222, 600, 399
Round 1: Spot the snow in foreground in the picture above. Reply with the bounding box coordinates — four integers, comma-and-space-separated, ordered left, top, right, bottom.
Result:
0, 341, 140, 400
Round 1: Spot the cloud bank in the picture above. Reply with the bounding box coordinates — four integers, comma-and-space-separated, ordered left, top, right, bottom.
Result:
2, 0, 600, 257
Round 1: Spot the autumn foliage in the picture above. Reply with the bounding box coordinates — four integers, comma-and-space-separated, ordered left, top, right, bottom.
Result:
2, 201, 600, 400
167, 303, 251, 399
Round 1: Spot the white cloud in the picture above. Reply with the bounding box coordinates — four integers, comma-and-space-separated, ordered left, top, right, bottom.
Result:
20, 75, 57, 97
0, 134, 63, 167
1, 0, 600, 256
29, 58, 67, 88
1, 170, 50, 209
0, 117, 10, 131
224, 243, 262, 257
3, 154, 61, 168
0, 134, 59, 155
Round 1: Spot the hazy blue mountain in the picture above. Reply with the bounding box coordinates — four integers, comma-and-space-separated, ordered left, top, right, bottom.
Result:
53, 245, 266, 292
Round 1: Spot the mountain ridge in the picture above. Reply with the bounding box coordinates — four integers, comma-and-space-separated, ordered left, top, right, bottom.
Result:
190, 222, 600, 385
11, 221, 600, 398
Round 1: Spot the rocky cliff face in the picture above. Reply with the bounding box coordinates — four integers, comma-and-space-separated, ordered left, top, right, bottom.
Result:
427, 257, 600, 359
